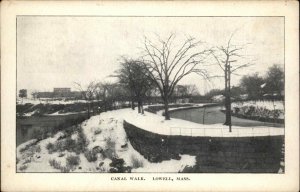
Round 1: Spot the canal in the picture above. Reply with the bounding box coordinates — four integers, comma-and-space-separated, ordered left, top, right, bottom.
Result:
16, 112, 88, 146
170, 106, 284, 128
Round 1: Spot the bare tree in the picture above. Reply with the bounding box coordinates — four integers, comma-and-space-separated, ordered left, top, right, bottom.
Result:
116, 57, 154, 114
96, 81, 129, 111
94, 82, 109, 112
211, 33, 253, 130
174, 84, 199, 98
141, 34, 210, 120
74, 81, 97, 118
31, 90, 38, 100
186, 84, 200, 96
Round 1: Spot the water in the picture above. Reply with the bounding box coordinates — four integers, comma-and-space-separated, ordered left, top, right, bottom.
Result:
170, 106, 284, 127
16, 113, 88, 146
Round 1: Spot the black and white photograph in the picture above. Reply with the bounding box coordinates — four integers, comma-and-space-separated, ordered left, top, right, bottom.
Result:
16, 16, 285, 173
1, 1, 299, 191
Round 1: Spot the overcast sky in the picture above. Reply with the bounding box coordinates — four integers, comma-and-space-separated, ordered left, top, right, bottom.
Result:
17, 16, 284, 94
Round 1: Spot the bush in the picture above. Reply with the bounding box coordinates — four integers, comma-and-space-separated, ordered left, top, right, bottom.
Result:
66, 155, 80, 167
19, 164, 28, 171
19, 140, 39, 153
49, 159, 71, 172
23, 158, 32, 164
49, 159, 62, 169
64, 137, 77, 151
109, 157, 131, 173
73, 131, 88, 154
84, 150, 98, 162
46, 126, 88, 154
102, 138, 116, 159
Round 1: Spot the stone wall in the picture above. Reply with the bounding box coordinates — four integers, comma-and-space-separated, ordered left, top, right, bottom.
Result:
124, 121, 284, 173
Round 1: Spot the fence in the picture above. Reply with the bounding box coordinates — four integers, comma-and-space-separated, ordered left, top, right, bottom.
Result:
169, 126, 284, 137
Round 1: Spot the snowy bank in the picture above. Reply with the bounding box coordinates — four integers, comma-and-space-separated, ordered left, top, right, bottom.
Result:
110, 108, 284, 137
17, 108, 197, 173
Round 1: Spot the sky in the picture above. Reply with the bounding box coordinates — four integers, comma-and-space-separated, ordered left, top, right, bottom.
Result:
17, 16, 284, 95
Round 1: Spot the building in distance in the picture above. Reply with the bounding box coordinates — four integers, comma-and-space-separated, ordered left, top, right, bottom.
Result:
35, 88, 84, 100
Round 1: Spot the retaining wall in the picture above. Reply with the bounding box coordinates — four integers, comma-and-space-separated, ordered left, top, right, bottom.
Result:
124, 121, 284, 173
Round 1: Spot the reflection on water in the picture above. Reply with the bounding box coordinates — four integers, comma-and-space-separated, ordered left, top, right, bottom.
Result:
170, 106, 283, 128
16, 113, 88, 146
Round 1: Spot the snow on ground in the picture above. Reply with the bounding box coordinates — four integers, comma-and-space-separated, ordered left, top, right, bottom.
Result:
132, 155, 196, 173
232, 100, 284, 111
17, 103, 283, 173
17, 98, 92, 105
81, 112, 196, 172
23, 110, 37, 117
111, 108, 283, 137
17, 132, 68, 172
45, 111, 87, 116
17, 107, 198, 173
232, 100, 285, 120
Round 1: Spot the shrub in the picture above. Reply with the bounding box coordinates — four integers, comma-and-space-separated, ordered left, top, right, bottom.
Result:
49, 159, 61, 169
19, 164, 28, 171
66, 155, 80, 167
60, 166, 71, 173
73, 131, 88, 154
49, 159, 71, 172
102, 138, 116, 159
109, 157, 131, 173
23, 158, 32, 164
46, 128, 87, 154
84, 150, 98, 162
19, 140, 38, 153
64, 137, 76, 151
46, 142, 55, 153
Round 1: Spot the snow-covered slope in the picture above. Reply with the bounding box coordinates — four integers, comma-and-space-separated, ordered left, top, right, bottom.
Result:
16, 106, 284, 173
17, 108, 197, 173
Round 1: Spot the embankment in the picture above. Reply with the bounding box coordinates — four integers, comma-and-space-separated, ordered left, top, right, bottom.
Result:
124, 121, 284, 173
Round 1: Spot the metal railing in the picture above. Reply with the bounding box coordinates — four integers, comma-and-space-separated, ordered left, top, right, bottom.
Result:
169, 126, 284, 137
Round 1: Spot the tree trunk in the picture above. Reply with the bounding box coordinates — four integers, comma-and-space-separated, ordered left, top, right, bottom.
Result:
141, 101, 144, 114
138, 103, 141, 113
137, 100, 142, 113
131, 99, 135, 110
164, 97, 170, 120
224, 95, 230, 125
224, 64, 230, 125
